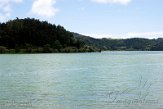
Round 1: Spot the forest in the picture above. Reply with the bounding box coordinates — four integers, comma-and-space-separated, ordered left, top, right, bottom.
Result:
74, 33, 163, 51
0, 18, 98, 53
0, 18, 163, 53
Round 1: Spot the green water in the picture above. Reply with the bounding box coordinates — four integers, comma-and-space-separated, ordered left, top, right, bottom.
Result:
0, 51, 163, 109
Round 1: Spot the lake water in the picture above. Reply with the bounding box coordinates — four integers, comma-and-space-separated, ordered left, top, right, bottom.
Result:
0, 51, 163, 109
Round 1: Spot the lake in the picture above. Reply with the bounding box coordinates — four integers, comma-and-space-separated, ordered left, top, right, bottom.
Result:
0, 51, 163, 109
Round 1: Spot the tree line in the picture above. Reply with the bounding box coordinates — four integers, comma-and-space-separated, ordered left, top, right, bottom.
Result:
1, 18, 162, 53
0, 18, 98, 53
73, 33, 163, 51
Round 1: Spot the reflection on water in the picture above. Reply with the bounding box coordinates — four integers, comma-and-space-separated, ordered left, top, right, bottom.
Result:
0, 52, 163, 109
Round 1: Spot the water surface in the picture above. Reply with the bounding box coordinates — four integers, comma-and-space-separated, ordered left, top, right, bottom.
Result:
0, 51, 163, 109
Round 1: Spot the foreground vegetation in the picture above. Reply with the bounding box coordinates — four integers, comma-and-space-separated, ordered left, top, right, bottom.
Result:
0, 18, 100, 53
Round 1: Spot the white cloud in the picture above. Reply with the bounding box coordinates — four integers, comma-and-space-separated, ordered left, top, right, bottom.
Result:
0, 0, 23, 21
91, 0, 131, 5
125, 32, 163, 39
85, 32, 163, 39
31, 0, 59, 18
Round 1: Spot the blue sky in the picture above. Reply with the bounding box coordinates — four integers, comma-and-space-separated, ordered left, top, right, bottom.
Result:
0, 0, 163, 38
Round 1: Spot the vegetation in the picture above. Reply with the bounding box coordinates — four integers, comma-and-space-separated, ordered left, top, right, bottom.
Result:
1, 18, 163, 54
73, 33, 163, 51
0, 18, 99, 53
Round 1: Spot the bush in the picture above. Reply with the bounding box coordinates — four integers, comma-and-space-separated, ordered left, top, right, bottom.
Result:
0, 46, 8, 53
9, 49, 15, 53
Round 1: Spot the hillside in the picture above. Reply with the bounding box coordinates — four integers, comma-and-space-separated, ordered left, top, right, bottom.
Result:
0, 18, 97, 53
0, 18, 163, 53
73, 33, 163, 51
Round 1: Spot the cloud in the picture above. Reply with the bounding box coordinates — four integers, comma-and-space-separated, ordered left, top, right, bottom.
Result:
91, 0, 131, 5
0, 0, 23, 21
31, 0, 59, 18
85, 32, 163, 39
125, 32, 163, 39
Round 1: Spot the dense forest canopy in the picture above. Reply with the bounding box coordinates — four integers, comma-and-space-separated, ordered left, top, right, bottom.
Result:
0, 18, 82, 48
0, 18, 97, 53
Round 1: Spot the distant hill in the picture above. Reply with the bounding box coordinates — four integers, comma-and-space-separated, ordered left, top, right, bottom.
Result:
73, 33, 163, 51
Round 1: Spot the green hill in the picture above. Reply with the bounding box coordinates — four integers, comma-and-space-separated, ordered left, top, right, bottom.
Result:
73, 33, 163, 51
1, 18, 163, 53
0, 18, 97, 53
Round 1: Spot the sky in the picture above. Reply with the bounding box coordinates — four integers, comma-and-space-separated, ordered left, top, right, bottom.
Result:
0, 0, 163, 39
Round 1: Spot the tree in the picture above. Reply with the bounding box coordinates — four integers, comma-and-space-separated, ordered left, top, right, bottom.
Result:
43, 44, 51, 53
52, 40, 62, 49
